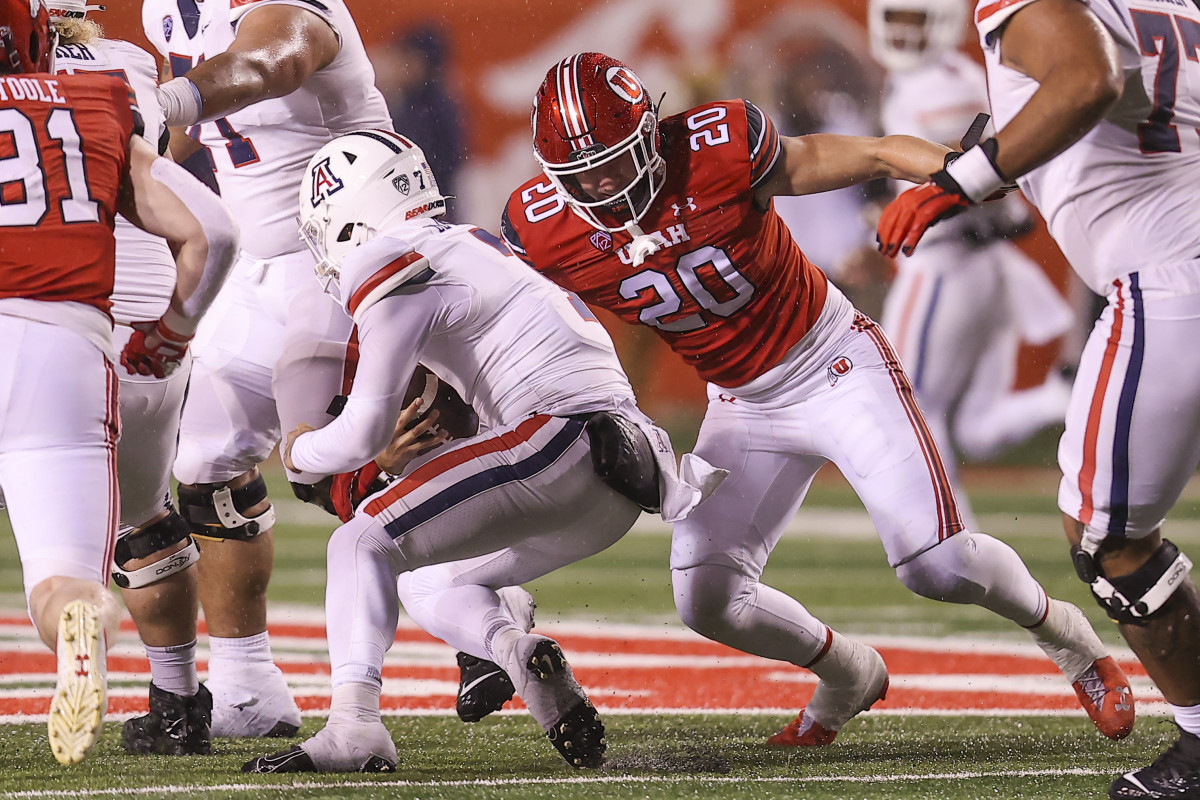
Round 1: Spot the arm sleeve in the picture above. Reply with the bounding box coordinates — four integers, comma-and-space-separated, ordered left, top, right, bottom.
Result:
289, 292, 438, 475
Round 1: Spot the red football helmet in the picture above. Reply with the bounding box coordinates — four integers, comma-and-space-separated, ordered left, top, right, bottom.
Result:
532, 52, 665, 232
0, 0, 53, 75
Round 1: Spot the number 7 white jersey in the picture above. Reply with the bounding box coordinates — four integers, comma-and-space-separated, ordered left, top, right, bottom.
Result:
976, 0, 1200, 294
141, 0, 392, 260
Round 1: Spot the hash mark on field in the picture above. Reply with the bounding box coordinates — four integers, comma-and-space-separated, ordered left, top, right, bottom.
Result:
0, 767, 1112, 798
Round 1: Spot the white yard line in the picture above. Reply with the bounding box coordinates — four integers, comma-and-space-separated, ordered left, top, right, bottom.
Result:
0, 767, 1117, 798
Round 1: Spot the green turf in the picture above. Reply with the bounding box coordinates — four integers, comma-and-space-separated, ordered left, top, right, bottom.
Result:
0, 714, 1177, 799
4, 461, 1200, 797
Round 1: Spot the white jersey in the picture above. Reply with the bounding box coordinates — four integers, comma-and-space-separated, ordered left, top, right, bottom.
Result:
142, 0, 392, 259
977, 0, 1200, 294
289, 219, 636, 476
55, 38, 174, 325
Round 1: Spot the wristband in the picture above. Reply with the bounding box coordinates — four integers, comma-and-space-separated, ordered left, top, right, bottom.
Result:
943, 141, 1006, 204
157, 77, 203, 127
158, 308, 197, 342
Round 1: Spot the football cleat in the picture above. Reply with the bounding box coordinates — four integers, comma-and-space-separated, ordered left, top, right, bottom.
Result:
456, 652, 515, 723
242, 721, 397, 774
767, 636, 889, 747
1031, 600, 1134, 740
1110, 726, 1200, 799
48, 600, 108, 765
122, 683, 212, 756
512, 635, 606, 768
455, 585, 535, 723
209, 662, 301, 738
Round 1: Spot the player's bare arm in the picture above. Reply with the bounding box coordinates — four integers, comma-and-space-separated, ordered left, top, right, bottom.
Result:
988, 0, 1123, 181
754, 133, 950, 206
157, 4, 339, 126
117, 135, 238, 343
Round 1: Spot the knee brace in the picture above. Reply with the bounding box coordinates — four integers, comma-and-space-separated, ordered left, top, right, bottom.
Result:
112, 510, 199, 589
1073, 537, 1194, 624
178, 474, 276, 541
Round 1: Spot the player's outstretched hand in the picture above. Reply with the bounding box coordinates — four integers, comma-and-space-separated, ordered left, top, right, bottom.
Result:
876, 172, 972, 258
375, 397, 451, 475
120, 319, 192, 379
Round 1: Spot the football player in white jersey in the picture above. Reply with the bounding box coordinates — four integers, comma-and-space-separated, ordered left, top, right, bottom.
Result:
878, 0, 1200, 795
51, 0, 217, 756
868, 0, 1075, 531
139, 0, 393, 738
241, 130, 724, 773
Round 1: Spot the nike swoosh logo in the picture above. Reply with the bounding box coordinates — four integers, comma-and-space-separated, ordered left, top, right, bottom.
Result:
460, 670, 505, 696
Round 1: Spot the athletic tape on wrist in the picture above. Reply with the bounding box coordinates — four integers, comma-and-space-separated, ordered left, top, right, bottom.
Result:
943, 143, 1005, 204
158, 77, 202, 127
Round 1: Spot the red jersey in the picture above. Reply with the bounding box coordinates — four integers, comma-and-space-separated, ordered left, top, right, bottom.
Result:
0, 72, 136, 314
502, 99, 829, 388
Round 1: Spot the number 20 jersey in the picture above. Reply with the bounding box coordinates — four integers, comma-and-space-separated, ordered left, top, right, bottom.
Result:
142, 0, 391, 259
502, 100, 832, 389
977, 0, 1200, 294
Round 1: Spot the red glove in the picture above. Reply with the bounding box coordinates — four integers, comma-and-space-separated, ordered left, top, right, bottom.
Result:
120, 319, 192, 379
330, 461, 385, 522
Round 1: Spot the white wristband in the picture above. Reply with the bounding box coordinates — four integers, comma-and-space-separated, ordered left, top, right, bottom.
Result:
157, 77, 203, 127
944, 145, 1005, 204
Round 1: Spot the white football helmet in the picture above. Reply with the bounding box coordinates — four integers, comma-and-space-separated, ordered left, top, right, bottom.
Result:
868, 0, 967, 72
298, 129, 446, 292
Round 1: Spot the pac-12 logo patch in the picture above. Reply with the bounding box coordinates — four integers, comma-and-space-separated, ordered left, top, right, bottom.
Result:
162, 15, 174, 41
827, 356, 853, 386
589, 230, 613, 253
309, 157, 344, 207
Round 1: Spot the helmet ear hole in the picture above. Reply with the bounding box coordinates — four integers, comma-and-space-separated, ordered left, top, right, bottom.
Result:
336, 223, 355, 243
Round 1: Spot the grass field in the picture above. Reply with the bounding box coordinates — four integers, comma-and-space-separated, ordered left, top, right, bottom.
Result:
2, 460, 1198, 799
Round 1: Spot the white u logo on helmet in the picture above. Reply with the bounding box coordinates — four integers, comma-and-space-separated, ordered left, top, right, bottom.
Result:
605, 66, 644, 103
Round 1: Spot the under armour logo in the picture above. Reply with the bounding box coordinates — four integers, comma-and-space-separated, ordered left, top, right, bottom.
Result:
74, 653, 89, 678
1115, 685, 1132, 712
717, 393, 737, 404
672, 197, 697, 216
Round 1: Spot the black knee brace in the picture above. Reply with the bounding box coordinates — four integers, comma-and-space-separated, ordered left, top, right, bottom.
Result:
1073, 538, 1194, 624
112, 510, 199, 589
178, 474, 276, 541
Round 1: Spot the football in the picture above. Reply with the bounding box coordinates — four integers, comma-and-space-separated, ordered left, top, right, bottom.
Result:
403, 364, 479, 440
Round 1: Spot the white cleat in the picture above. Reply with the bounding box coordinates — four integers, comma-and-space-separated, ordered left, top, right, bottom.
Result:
209, 662, 301, 738
497, 585, 536, 633
48, 600, 107, 765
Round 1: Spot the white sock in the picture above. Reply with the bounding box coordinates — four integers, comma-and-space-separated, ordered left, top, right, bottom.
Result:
207, 630, 274, 682
328, 681, 382, 725
1171, 702, 1200, 737
145, 639, 199, 696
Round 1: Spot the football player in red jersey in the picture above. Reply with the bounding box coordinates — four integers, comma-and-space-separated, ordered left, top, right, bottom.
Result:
502, 52, 1134, 747
0, 0, 237, 766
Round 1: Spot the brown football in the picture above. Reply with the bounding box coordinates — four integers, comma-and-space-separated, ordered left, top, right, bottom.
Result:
403, 364, 479, 440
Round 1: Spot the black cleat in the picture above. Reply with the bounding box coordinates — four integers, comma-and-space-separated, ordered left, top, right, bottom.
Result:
547, 698, 606, 768
524, 639, 606, 768
122, 683, 212, 756
456, 652, 515, 723
1111, 726, 1200, 798
264, 719, 300, 737
242, 743, 396, 774
242, 744, 317, 773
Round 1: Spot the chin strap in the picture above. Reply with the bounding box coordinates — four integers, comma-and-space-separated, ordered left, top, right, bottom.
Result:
624, 221, 662, 267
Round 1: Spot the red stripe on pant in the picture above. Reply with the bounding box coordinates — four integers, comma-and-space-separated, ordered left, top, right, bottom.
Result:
364, 415, 555, 516
1078, 281, 1125, 527
857, 313, 964, 540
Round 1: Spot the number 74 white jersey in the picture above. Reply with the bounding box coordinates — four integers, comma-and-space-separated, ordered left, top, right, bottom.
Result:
141, 0, 391, 260
977, 0, 1200, 295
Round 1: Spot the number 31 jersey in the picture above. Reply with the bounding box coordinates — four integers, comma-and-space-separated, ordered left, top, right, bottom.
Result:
0, 72, 135, 313
977, 0, 1200, 294
502, 100, 831, 389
